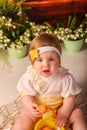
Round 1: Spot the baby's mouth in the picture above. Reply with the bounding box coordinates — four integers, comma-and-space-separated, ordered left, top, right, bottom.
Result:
42, 70, 50, 74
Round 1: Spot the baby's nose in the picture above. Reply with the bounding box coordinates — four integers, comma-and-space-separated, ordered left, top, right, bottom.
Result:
43, 60, 49, 66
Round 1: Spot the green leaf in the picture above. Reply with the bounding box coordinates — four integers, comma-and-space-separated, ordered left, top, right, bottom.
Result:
56, 23, 64, 28
67, 15, 72, 28
69, 16, 77, 30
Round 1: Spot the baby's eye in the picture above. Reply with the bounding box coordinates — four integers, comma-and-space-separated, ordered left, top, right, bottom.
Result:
37, 58, 43, 62
49, 58, 54, 61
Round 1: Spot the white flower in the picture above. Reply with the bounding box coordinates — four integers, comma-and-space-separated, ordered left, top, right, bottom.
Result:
85, 14, 87, 18
85, 38, 87, 43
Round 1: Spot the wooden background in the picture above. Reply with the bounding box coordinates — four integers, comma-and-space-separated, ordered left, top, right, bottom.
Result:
23, 0, 87, 26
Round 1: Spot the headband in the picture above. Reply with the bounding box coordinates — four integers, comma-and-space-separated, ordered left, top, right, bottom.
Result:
29, 46, 60, 61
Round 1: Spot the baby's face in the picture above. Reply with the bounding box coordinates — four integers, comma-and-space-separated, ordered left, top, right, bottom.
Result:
33, 51, 60, 77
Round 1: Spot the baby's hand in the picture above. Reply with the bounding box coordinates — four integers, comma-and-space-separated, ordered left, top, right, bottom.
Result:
55, 114, 68, 127
32, 103, 42, 118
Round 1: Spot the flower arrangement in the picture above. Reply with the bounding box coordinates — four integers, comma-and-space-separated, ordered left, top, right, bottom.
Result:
0, 15, 31, 66
0, 0, 31, 66
54, 14, 87, 41
0, 16, 29, 50
0, 17, 53, 51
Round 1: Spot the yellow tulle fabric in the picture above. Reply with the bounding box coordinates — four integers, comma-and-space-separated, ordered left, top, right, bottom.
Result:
35, 94, 63, 110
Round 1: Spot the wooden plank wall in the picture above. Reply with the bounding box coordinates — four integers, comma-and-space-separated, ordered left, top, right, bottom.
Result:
23, 0, 87, 26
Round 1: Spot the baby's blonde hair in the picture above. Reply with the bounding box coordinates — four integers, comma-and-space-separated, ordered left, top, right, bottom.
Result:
29, 33, 62, 62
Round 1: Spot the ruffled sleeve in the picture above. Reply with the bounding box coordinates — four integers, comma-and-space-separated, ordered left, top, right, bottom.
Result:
61, 74, 81, 98
17, 72, 37, 96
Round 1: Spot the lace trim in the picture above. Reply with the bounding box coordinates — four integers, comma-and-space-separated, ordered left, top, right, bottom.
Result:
27, 66, 46, 91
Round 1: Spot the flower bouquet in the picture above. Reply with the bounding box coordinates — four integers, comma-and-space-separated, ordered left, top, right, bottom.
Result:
54, 14, 87, 41
53, 13, 87, 52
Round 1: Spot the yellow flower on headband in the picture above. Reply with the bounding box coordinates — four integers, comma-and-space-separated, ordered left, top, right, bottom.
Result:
29, 49, 39, 61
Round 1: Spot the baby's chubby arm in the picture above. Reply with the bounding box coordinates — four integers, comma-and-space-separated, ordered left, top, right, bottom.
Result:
56, 95, 76, 127
22, 95, 42, 118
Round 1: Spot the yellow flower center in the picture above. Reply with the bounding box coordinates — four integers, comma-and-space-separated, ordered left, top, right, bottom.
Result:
29, 49, 39, 61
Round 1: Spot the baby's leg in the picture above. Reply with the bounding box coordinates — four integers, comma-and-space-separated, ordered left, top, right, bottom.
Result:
69, 107, 87, 130
12, 107, 37, 130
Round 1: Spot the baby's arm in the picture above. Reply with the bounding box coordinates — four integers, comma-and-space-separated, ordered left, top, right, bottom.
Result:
56, 95, 76, 127
22, 95, 42, 118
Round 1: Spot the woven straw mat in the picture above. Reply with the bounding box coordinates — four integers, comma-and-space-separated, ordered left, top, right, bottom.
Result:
0, 96, 23, 130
